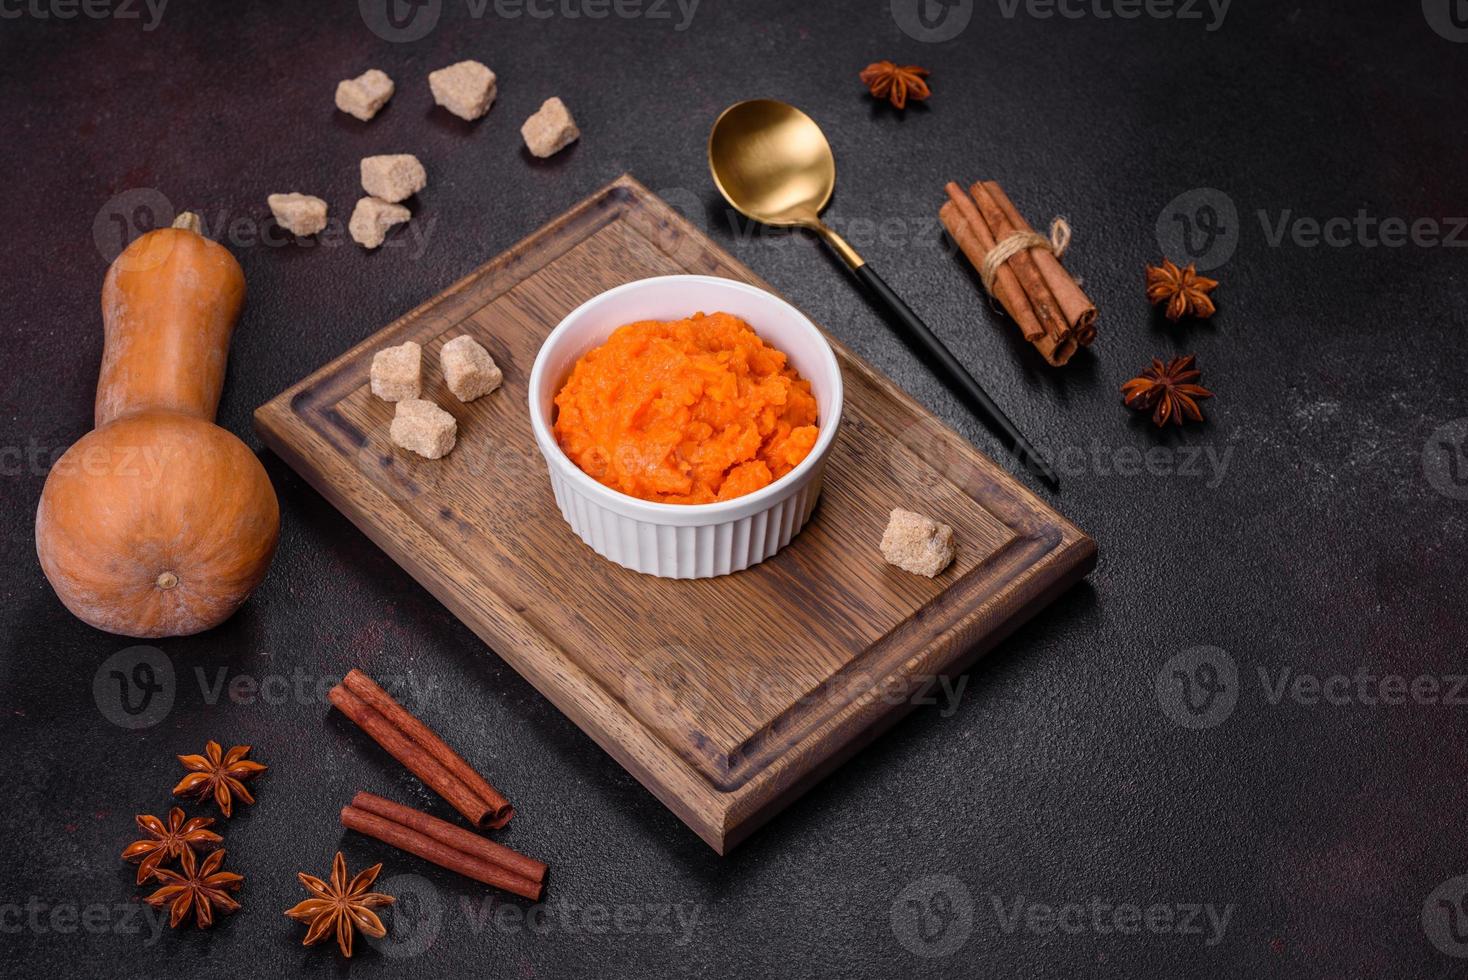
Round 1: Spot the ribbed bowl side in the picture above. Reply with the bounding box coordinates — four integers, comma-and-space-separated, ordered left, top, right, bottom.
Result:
544, 464, 827, 579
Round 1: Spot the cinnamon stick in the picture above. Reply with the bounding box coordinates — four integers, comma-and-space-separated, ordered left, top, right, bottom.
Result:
981, 181, 1097, 346
351, 791, 546, 884
341, 668, 514, 829
967, 182, 1071, 346
341, 804, 544, 901
941, 187, 1044, 342
941, 198, 1076, 366
328, 684, 501, 829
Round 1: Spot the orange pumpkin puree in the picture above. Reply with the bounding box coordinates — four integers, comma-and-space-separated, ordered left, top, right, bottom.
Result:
553, 312, 820, 504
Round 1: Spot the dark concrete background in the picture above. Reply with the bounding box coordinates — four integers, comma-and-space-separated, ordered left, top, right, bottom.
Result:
2, 1, 1466, 977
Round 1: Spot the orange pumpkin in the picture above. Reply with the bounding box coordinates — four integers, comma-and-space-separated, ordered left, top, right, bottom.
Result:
35, 214, 280, 637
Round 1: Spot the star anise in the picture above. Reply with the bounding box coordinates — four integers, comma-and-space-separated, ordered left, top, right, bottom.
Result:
1121, 354, 1214, 427
859, 60, 931, 110
173, 741, 267, 818
285, 852, 394, 958
1145, 259, 1218, 321
121, 807, 222, 884
144, 846, 243, 929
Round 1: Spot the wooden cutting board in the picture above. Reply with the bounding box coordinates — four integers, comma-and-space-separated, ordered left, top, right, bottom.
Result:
255, 174, 1095, 853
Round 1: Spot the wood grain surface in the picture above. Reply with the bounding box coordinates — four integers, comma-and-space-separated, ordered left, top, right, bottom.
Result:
254, 174, 1096, 853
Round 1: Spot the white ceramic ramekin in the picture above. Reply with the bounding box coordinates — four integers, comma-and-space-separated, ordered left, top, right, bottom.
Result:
528, 275, 844, 579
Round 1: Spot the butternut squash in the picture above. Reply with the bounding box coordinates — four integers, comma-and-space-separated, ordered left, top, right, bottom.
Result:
35, 214, 280, 637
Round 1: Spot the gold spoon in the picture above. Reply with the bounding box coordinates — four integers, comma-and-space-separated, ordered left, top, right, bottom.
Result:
709, 99, 1058, 488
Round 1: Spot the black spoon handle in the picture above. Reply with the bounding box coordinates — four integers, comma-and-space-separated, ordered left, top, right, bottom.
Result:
852, 263, 1059, 489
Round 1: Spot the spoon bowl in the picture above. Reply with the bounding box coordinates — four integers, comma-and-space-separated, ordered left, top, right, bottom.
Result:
709, 100, 836, 228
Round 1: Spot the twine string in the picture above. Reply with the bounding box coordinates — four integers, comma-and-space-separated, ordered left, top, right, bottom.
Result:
978, 217, 1071, 296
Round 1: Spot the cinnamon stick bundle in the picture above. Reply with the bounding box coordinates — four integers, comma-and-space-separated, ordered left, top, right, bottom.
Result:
939, 180, 1097, 366
341, 800, 545, 901
329, 668, 514, 829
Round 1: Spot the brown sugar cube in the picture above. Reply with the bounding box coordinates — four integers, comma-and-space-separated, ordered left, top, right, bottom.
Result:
390, 399, 457, 459
428, 60, 497, 121
520, 97, 579, 158
370, 341, 421, 402
439, 335, 502, 402
335, 68, 395, 121
267, 193, 328, 236
880, 508, 956, 578
360, 154, 426, 204
349, 197, 411, 249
